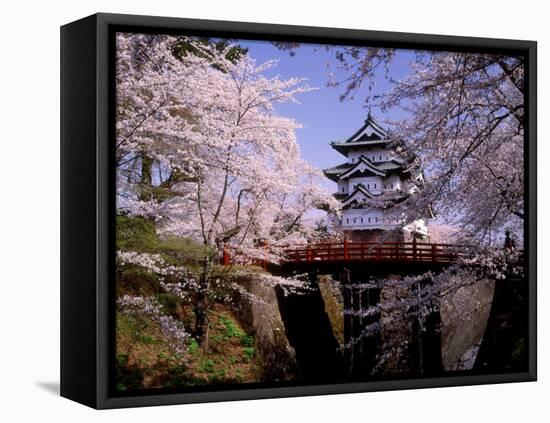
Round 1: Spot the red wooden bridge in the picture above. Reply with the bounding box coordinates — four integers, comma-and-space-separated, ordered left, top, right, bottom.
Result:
283, 239, 462, 264
223, 239, 465, 266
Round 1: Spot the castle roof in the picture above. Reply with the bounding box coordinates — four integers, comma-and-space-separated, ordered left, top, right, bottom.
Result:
340, 186, 408, 209
341, 185, 376, 207
330, 114, 391, 156
322, 162, 353, 181
339, 156, 386, 179
323, 156, 406, 181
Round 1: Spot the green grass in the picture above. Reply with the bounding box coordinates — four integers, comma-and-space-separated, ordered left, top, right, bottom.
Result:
207, 368, 227, 383
118, 314, 161, 346
116, 353, 129, 367
116, 278, 263, 388
187, 339, 199, 354
240, 335, 254, 347
198, 359, 215, 373
116, 215, 215, 272
218, 315, 245, 340
155, 292, 182, 316
138, 334, 159, 345
243, 347, 256, 361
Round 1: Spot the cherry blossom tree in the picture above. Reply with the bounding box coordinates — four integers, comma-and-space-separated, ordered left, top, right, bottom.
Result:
115, 33, 339, 348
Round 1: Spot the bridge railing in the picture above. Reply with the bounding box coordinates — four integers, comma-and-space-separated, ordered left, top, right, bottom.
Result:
283, 240, 465, 264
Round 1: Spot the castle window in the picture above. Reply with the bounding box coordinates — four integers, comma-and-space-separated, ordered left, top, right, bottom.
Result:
391, 184, 394, 189
375, 217, 379, 222
368, 217, 371, 223
346, 218, 349, 224
361, 218, 363, 223
353, 218, 356, 224
367, 184, 370, 189
379, 155, 382, 160
342, 187, 345, 193
374, 183, 377, 189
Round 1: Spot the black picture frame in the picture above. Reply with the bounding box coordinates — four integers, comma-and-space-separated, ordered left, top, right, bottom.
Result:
60, 12, 537, 409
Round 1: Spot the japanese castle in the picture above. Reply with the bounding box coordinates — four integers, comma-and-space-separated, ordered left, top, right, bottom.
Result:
323, 114, 428, 242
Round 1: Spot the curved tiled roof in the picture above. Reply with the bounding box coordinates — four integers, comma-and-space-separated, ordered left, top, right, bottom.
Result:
330, 114, 392, 155
339, 156, 386, 179
323, 162, 353, 182
323, 156, 406, 181
331, 139, 390, 147
341, 185, 376, 207
323, 162, 353, 174
376, 160, 406, 171
344, 113, 387, 142
340, 187, 408, 209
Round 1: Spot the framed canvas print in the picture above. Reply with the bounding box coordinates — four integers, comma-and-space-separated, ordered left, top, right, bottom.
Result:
60, 13, 537, 409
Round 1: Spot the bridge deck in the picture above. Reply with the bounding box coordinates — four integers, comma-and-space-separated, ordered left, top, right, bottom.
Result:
283, 241, 462, 264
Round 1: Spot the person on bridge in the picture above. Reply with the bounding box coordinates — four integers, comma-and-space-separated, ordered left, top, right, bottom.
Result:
504, 230, 516, 250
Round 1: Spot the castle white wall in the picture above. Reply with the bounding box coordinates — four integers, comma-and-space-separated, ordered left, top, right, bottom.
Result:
349, 176, 383, 193
337, 180, 348, 194
348, 148, 398, 163
385, 174, 402, 190
346, 175, 401, 194
338, 208, 402, 230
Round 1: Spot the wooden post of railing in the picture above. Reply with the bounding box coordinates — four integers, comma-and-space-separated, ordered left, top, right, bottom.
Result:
306, 245, 312, 262
412, 237, 417, 262
327, 243, 331, 261
223, 245, 230, 266
432, 244, 437, 262
343, 237, 349, 261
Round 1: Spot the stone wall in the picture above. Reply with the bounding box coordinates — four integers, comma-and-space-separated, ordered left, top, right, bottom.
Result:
317, 275, 344, 348
234, 275, 299, 382
374, 270, 495, 374
439, 272, 495, 371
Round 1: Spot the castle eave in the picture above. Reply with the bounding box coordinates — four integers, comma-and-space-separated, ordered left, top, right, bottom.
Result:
330, 139, 391, 156
338, 156, 386, 179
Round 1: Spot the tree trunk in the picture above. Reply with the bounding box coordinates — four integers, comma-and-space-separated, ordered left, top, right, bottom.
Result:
139, 153, 153, 201
194, 289, 210, 351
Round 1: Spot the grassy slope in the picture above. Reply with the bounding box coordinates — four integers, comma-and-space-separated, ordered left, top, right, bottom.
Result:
115, 216, 262, 390
116, 304, 261, 390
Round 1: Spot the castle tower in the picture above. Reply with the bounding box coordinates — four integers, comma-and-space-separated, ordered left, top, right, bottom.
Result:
323, 114, 428, 242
